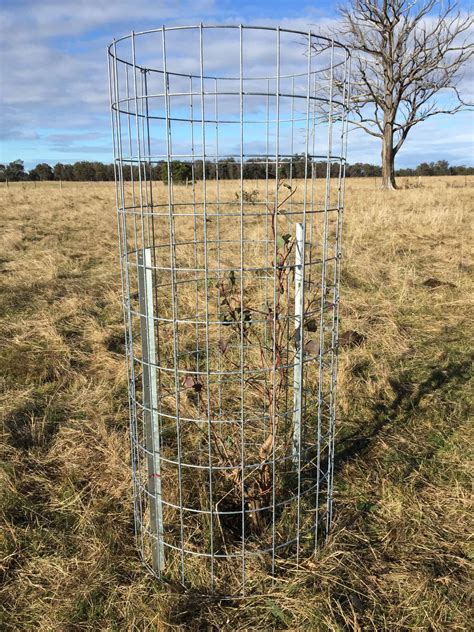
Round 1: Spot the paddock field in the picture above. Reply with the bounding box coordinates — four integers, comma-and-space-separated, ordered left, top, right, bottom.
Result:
1, 176, 473, 630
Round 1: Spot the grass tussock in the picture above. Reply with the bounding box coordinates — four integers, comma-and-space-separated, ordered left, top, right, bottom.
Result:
1, 177, 473, 630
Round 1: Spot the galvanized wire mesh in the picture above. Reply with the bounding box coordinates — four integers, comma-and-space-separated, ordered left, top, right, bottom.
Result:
108, 24, 351, 595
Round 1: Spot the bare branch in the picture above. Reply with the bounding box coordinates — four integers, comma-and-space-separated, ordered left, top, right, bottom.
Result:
312, 0, 473, 188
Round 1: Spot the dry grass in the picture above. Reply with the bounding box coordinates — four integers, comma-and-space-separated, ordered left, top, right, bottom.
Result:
1, 176, 473, 630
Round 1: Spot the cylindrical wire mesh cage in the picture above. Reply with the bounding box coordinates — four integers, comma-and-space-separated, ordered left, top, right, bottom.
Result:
108, 24, 351, 594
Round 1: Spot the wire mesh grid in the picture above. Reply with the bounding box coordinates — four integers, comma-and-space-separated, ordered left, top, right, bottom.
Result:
108, 24, 351, 595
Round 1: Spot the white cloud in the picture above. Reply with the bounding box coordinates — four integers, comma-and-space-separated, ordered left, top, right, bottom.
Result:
0, 0, 221, 158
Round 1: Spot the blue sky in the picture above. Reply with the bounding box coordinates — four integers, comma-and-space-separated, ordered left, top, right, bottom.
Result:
0, 0, 473, 169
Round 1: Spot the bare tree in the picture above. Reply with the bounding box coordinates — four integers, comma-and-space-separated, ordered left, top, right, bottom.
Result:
328, 1, 473, 189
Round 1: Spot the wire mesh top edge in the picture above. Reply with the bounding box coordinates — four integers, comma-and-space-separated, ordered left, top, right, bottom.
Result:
107, 30, 351, 81
108, 25, 350, 52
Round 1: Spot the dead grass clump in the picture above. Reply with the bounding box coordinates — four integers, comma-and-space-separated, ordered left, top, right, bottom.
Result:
235, 189, 259, 204
400, 178, 424, 189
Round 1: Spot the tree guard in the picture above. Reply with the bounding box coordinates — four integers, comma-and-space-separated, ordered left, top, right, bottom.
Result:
108, 24, 351, 595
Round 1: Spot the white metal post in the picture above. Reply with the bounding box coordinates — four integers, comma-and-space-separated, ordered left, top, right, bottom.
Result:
138, 248, 164, 571
292, 223, 304, 464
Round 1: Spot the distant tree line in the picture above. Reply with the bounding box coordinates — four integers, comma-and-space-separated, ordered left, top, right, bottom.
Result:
1, 158, 473, 183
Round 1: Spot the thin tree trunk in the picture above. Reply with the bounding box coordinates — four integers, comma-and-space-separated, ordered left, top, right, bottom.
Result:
381, 121, 397, 190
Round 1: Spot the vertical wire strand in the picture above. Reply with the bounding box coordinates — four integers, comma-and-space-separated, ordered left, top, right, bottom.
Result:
161, 25, 186, 584
326, 51, 351, 532
308, 68, 317, 293
143, 59, 165, 551
270, 27, 281, 578
289, 75, 295, 213
125, 66, 137, 233
315, 39, 335, 547
263, 76, 271, 446
189, 75, 200, 380
108, 45, 140, 545
112, 40, 146, 560
124, 64, 140, 309
326, 50, 348, 533
214, 77, 223, 418
238, 24, 246, 594
295, 29, 312, 565
131, 30, 162, 571
265, 77, 270, 302
140, 70, 151, 248
286, 74, 296, 463
305, 61, 318, 464
322, 40, 336, 536
131, 33, 146, 252
198, 23, 215, 588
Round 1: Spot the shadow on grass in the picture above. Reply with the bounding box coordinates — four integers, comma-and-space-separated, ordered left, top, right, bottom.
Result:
5, 394, 66, 451
165, 591, 223, 631
334, 356, 472, 472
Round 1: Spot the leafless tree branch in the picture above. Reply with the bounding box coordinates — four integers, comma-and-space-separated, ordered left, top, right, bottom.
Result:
313, 0, 473, 188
